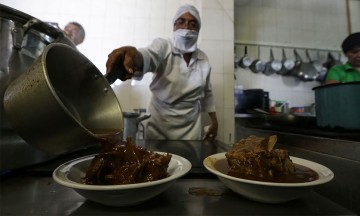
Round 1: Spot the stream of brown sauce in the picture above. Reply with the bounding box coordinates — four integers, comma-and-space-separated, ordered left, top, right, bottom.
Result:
213, 158, 319, 183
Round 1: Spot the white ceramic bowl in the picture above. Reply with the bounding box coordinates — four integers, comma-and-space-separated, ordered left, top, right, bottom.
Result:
53, 152, 191, 206
203, 153, 334, 203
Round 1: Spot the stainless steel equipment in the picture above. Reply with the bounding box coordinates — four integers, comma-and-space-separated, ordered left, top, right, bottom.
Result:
313, 82, 360, 130
123, 111, 151, 140
4, 43, 123, 155
1, 4, 75, 171
235, 89, 270, 113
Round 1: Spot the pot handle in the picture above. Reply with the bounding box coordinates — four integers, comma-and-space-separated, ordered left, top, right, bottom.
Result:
282, 48, 287, 61
136, 113, 151, 124
13, 18, 73, 49
11, 26, 24, 49
293, 49, 303, 63
270, 48, 275, 61
305, 49, 313, 62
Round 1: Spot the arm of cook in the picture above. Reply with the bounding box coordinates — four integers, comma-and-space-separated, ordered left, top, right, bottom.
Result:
106, 38, 170, 81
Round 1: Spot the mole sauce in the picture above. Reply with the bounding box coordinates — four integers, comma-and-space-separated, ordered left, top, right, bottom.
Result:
214, 158, 319, 183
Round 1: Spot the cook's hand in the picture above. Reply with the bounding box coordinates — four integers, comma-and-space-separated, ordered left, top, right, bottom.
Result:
203, 123, 218, 140
106, 46, 143, 81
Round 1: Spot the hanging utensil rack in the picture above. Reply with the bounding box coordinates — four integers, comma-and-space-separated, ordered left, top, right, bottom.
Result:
235, 41, 342, 53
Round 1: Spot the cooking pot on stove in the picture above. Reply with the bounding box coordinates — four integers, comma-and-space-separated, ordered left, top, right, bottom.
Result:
313, 82, 360, 130
4, 43, 123, 154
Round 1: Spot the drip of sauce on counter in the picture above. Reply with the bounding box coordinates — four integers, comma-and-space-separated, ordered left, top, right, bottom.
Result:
214, 158, 319, 183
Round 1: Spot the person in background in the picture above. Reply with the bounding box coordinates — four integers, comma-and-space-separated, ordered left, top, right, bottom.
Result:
325, 32, 360, 84
106, 4, 218, 140
63, 22, 85, 46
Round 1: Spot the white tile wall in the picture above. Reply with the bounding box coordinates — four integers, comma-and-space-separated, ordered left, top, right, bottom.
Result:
202, 0, 235, 143
234, 0, 360, 107
1, 0, 235, 144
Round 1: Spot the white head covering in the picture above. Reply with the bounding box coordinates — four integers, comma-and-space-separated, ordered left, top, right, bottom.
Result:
173, 4, 201, 29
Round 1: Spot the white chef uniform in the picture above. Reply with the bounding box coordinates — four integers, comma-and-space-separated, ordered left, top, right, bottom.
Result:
137, 38, 216, 140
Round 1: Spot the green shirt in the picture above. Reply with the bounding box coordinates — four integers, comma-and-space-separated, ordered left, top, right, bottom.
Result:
325, 62, 360, 83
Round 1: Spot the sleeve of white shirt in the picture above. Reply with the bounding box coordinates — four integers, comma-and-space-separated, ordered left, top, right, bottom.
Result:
135, 38, 171, 80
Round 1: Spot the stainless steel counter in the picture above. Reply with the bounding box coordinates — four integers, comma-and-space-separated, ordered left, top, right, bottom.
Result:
0, 175, 355, 216
0, 140, 356, 215
235, 117, 360, 215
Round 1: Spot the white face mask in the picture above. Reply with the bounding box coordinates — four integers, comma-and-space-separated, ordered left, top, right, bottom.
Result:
173, 29, 199, 54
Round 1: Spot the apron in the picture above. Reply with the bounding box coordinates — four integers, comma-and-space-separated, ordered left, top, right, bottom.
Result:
145, 95, 202, 140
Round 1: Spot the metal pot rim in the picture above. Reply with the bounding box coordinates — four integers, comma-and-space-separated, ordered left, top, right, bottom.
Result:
312, 81, 360, 90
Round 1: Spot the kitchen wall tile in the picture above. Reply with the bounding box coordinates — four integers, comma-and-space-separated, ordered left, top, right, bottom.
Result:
134, 18, 150, 42
200, 40, 224, 74
149, 0, 167, 19
350, 1, 360, 32
222, 0, 236, 11
135, 0, 152, 18
223, 73, 235, 109
223, 41, 234, 74
223, 10, 234, 41
202, 0, 221, 9
213, 107, 224, 142
202, 9, 224, 40
223, 107, 235, 144
209, 73, 224, 109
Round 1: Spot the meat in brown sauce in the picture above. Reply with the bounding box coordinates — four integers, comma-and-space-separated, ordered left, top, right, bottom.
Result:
82, 134, 172, 185
225, 135, 297, 182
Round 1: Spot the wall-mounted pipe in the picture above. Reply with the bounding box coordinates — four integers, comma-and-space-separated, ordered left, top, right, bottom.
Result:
346, 0, 352, 34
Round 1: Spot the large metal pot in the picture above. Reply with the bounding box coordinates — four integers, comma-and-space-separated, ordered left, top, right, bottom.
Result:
1, 4, 76, 170
313, 82, 360, 130
1, 4, 75, 130
4, 43, 123, 154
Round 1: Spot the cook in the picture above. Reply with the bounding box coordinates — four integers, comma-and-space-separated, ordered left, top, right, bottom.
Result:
325, 32, 360, 84
106, 4, 218, 140
63, 21, 86, 46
